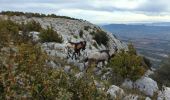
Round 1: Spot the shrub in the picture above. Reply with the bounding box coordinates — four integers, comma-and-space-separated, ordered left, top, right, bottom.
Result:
107, 45, 148, 81
142, 56, 152, 69
84, 26, 91, 31
128, 43, 137, 55
73, 35, 78, 39
128, 43, 152, 69
93, 30, 109, 46
90, 31, 95, 35
79, 30, 83, 37
0, 19, 22, 46
20, 20, 42, 32
152, 56, 170, 87
39, 26, 63, 43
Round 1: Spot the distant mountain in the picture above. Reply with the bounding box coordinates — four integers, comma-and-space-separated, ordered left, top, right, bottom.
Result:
102, 24, 170, 68
102, 23, 170, 40
145, 22, 170, 26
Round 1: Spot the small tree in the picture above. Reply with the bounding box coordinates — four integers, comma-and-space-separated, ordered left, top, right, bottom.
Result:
93, 30, 109, 46
39, 26, 63, 43
79, 30, 83, 37
107, 44, 148, 82
128, 43, 137, 55
20, 20, 42, 32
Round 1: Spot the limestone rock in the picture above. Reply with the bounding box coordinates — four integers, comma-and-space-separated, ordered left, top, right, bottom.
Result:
134, 77, 158, 96
123, 94, 138, 100
107, 85, 124, 99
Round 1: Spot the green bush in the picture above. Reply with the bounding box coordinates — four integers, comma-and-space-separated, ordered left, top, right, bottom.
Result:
128, 43, 137, 55
20, 20, 42, 32
107, 44, 148, 81
0, 19, 22, 46
0, 19, 44, 46
79, 30, 83, 37
39, 26, 63, 43
152, 56, 170, 87
128, 43, 152, 69
84, 26, 91, 31
93, 30, 109, 46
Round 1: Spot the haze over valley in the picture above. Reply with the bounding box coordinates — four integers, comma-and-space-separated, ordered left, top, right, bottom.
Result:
102, 23, 170, 67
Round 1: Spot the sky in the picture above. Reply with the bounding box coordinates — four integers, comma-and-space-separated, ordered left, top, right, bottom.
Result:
0, 0, 170, 24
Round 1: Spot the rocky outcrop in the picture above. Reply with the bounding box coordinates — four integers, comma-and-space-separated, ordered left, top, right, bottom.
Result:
134, 76, 158, 96
107, 85, 125, 99
122, 76, 159, 97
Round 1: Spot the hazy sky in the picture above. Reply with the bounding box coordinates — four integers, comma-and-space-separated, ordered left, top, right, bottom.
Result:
0, 0, 170, 24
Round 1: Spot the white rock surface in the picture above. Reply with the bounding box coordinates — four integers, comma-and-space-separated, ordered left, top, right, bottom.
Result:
144, 70, 154, 77
122, 79, 133, 89
123, 94, 138, 100
75, 72, 85, 79
134, 76, 158, 96
158, 86, 170, 100
145, 97, 151, 100
29, 31, 40, 42
122, 77, 159, 97
107, 85, 124, 99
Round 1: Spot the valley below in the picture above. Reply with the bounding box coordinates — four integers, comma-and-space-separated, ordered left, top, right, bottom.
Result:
102, 24, 170, 68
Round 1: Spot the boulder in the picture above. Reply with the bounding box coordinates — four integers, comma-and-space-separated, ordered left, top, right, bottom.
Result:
107, 85, 124, 99
134, 76, 158, 96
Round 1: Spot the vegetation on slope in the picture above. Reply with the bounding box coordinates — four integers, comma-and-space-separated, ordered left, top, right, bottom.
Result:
107, 43, 150, 84
0, 15, 156, 99
39, 26, 63, 43
20, 20, 42, 32
0, 19, 108, 99
90, 29, 109, 46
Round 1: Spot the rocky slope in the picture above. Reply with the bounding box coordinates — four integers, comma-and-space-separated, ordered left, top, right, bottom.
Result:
1, 14, 170, 100
0, 15, 127, 69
